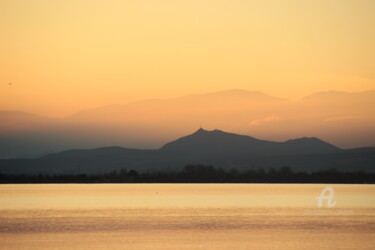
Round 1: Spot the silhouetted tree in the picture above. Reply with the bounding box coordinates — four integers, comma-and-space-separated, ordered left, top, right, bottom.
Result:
280, 166, 292, 174
0, 165, 374, 184
128, 169, 138, 177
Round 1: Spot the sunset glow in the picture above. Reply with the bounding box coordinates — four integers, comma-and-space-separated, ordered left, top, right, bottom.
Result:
1, 2, 375, 249
1, 0, 374, 116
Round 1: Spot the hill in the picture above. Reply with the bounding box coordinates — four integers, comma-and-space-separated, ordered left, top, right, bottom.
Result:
1, 129, 374, 175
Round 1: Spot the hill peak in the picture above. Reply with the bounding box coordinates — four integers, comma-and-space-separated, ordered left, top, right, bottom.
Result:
193, 128, 223, 134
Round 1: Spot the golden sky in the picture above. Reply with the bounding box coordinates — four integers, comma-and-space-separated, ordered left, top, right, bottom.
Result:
1, 0, 374, 117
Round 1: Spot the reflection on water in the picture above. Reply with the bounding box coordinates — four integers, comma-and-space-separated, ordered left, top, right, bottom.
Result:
0, 184, 374, 249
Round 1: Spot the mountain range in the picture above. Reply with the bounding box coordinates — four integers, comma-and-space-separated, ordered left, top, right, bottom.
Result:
1, 128, 374, 175
1, 89, 375, 159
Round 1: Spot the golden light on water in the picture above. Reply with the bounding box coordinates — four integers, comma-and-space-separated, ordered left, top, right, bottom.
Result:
0, 184, 374, 249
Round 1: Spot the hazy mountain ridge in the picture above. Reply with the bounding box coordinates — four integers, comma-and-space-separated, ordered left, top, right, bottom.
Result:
0, 89, 374, 159
301, 90, 375, 101
65, 89, 286, 123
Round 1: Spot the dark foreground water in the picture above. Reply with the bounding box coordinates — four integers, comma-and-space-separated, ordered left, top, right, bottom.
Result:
0, 184, 374, 249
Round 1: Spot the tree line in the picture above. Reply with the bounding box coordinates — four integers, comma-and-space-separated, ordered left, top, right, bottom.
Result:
0, 165, 374, 184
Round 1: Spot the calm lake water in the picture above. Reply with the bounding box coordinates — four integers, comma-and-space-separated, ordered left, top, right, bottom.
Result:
0, 184, 374, 249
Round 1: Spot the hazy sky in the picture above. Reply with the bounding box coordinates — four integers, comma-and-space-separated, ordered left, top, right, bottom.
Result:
1, 0, 374, 116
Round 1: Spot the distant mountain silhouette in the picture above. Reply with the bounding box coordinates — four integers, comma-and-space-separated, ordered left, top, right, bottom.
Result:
301, 90, 375, 101
66, 89, 285, 122
0, 89, 374, 159
282, 137, 340, 154
0, 111, 56, 129
160, 128, 339, 157
41, 146, 147, 160
1, 128, 373, 175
